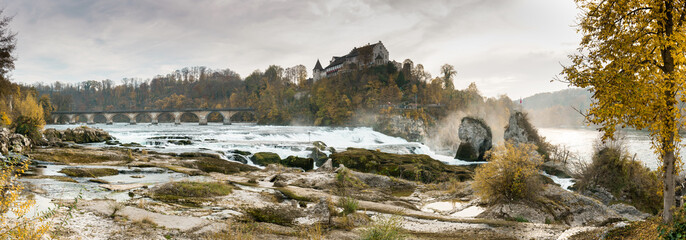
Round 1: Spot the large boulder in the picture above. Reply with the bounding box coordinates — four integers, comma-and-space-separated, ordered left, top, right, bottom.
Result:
250, 152, 281, 166
504, 111, 550, 158
281, 156, 314, 171
43, 127, 112, 144
0, 128, 32, 155
455, 117, 492, 161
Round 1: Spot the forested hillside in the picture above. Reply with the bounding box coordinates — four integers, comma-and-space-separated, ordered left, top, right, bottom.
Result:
32, 62, 514, 127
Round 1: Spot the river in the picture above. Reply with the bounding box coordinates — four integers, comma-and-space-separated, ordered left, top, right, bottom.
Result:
45, 124, 660, 170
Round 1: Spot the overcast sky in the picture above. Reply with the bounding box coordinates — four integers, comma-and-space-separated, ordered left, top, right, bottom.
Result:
4, 0, 581, 98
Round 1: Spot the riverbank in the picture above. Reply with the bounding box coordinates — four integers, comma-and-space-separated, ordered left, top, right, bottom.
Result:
16, 141, 650, 239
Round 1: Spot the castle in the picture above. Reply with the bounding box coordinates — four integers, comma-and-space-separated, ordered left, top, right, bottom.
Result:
313, 41, 390, 82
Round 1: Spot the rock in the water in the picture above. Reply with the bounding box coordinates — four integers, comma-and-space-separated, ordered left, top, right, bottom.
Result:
230, 154, 249, 164
0, 128, 31, 155
250, 152, 281, 166
309, 148, 329, 167
229, 149, 251, 156
504, 111, 550, 158
455, 117, 492, 161
332, 148, 472, 183
43, 127, 112, 145
282, 156, 314, 171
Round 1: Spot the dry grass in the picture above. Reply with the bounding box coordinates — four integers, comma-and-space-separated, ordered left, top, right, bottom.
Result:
604, 218, 660, 240
149, 181, 233, 206
58, 167, 119, 177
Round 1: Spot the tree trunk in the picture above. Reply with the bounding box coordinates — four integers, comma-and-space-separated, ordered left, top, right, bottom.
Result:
664, 143, 676, 223
661, 0, 677, 224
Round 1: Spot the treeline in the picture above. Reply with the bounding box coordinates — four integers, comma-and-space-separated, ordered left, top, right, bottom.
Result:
31, 61, 512, 126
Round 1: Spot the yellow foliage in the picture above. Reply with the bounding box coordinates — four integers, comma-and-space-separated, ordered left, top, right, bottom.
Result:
563, 0, 686, 222
473, 142, 543, 203
13, 94, 45, 128
0, 158, 50, 239
0, 111, 10, 126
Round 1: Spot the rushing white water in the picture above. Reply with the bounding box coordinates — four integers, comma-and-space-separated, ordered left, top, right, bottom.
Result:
46, 123, 478, 166
50, 124, 664, 191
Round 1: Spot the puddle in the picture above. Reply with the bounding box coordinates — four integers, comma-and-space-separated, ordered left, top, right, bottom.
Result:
22, 163, 208, 201
450, 206, 485, 218
421, 201, 467, 213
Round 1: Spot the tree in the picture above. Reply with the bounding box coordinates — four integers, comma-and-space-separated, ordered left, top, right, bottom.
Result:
0, 10, 16, 80
562, 0, 686, 223
440, 64, 456, 90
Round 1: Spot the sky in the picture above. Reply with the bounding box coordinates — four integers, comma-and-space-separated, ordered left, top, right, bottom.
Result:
3, 0, 581, 99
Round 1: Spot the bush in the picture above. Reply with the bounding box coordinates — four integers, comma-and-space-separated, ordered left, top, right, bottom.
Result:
11, 115, 43, 142
361, 215, 405, 240
0, 157, 51, 239
573, 141, 661, 214
660, 206, 686, 239
473, 142, 543, 203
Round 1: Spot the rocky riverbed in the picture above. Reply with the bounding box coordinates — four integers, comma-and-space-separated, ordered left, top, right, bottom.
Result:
10, 145, 646, 239
0, 126, 652, 239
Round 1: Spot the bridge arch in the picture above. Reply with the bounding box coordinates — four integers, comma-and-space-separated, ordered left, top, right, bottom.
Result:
231, 111, 257, 123
92, 114, 108, 124
179, 112, 199, 124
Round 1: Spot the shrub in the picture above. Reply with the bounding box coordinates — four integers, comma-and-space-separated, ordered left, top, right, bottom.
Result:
573, 141, 662, 214
361, 215, 405, 240
0, 157, 51, 239
0, 111, 10, 126
11, 116, 43, 143
338, 196, 359, 215
660, 206, 686, 239
473, 142, 543, 203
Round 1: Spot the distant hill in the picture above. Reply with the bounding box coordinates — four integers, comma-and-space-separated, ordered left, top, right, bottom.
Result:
518, 88, 592, 128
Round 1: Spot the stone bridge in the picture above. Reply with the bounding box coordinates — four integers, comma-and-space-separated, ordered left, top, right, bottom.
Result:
51, 108, 255, 125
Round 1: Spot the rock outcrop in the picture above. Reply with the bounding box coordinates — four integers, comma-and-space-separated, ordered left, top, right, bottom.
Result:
0, 128, 32, 154
479, 184, 624, 226
374, 115, 427, 142
504, 111, 550, 158
43, 127, 112, 144
332, 148, 472, 183
455, 117, 492, 161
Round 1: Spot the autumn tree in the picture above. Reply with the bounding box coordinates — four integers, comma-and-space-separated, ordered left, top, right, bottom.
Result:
563, 0, 686, 223
440, 64, 456, 90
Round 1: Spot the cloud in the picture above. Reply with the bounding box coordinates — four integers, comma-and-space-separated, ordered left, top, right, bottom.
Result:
4, 0, 580, 98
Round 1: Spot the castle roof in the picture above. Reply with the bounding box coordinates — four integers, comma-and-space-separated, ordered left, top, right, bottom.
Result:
314, 59, 323, 71
324, 41, 385, 70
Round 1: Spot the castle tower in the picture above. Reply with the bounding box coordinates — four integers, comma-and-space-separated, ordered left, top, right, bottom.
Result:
313, 59, 324, 82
